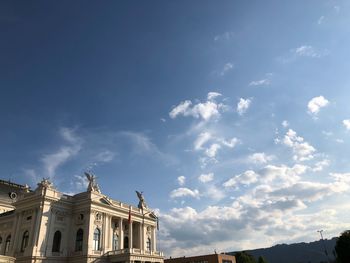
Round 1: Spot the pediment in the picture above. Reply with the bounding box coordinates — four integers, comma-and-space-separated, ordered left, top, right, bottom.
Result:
99, 197, 113, 206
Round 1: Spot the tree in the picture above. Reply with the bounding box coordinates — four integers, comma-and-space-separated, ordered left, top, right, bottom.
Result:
235, 251, 256, 263
335, 230, 350, 263
258, 256, 269, 263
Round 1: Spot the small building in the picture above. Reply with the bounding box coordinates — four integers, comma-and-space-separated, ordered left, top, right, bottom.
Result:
0, 176, 164, 263
164, 254, 236, 263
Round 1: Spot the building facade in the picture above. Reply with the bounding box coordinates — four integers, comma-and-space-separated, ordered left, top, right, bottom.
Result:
0, 177, 163, 263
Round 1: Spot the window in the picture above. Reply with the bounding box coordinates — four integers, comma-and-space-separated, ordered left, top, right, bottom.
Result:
93, 228, 101, 251
4, 235, 11, 255
146, 238, 151, 251
75, 229, 83, 252
113, 233, 118, 250
52, 231, 61, 252
95, 213, 102, 220
21, 231, 29, 252
0, 236, 2, 253
124, 236, 129, 249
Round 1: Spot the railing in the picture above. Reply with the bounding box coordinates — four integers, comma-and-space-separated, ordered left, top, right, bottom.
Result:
0, 255, 15, 263
107, 248, 163, 257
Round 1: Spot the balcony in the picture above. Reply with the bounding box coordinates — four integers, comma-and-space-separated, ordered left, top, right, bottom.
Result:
107, 248, 164, 263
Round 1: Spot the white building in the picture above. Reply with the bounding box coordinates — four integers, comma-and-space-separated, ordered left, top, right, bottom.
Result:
0, 176, 164, 263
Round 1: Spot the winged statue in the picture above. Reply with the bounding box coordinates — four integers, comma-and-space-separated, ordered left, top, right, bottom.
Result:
85, 172, 101, 193
136, 190, 148, 209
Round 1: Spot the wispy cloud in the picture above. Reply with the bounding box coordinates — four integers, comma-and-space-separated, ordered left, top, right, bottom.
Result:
218, 63, 234, 76
41, 127, 82, 179
249, 79, 270, 86
317, 16, 325, 25
294, 45, 322, 58
214, 31, 235, 42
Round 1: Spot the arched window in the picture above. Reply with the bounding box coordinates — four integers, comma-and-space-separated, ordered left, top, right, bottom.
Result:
146, 237, 151, 251
124, 236, 129, 249
93, 228, 101, 251
75, 229, 83, 252
52, 231, 61, 252
4, 235, 11, 255
21, 231, 29, 252
113, 233, 118, 250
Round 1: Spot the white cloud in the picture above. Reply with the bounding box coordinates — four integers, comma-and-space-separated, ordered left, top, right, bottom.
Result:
247, 152, 275, 164
194, 132, 212, 150
282, 120, 289, 128
169, 100, 193, 119
177, 176, 186, 186
281, 129, 316, 161
312, 159, 330, 172
342, 119, 350, 130
170, 187, 200, 199
198, 173, 214, 183
223, 170, 258, 188
205, 143, 221, 158
237, 98, 251, 115
249, 79, 270, 86
206, 186, 225, 201
169, 92, 228, 121
219, 137, 238, 148
161, 163, 350, 256
307, 96, 329, 115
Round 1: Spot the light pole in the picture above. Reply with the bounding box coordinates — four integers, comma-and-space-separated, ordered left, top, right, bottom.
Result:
317, 230, 331, 263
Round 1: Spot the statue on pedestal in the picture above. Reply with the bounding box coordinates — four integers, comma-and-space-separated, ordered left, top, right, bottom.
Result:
85, 172, 101, 193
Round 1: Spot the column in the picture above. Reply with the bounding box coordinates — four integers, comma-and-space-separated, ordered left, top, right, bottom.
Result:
139, 223, 143, 251
29, 209, 38, 246
129, 222, 133, 250
86, 210, 95, 254
9, 212, 20, 254
152, 227, 156, 252
119, 218, 123, 249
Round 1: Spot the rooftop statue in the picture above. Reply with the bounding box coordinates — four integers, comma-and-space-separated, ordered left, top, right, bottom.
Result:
85, 172, 101, 193
38, 177, 54, 188
136, 190, 148, 210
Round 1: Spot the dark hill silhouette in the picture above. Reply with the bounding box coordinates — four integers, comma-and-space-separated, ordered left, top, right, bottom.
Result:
228, 238, 337, 263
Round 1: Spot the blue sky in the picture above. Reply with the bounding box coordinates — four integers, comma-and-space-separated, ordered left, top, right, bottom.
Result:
2, 0, 350, 257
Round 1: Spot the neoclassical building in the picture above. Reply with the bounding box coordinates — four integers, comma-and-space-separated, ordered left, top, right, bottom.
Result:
0, 176, 164, 263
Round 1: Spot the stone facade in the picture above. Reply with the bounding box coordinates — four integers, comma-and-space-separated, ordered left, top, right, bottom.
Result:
0, 178, 163, 263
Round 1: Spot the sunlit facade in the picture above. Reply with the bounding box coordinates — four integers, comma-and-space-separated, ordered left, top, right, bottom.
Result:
0, 178, 163, 263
